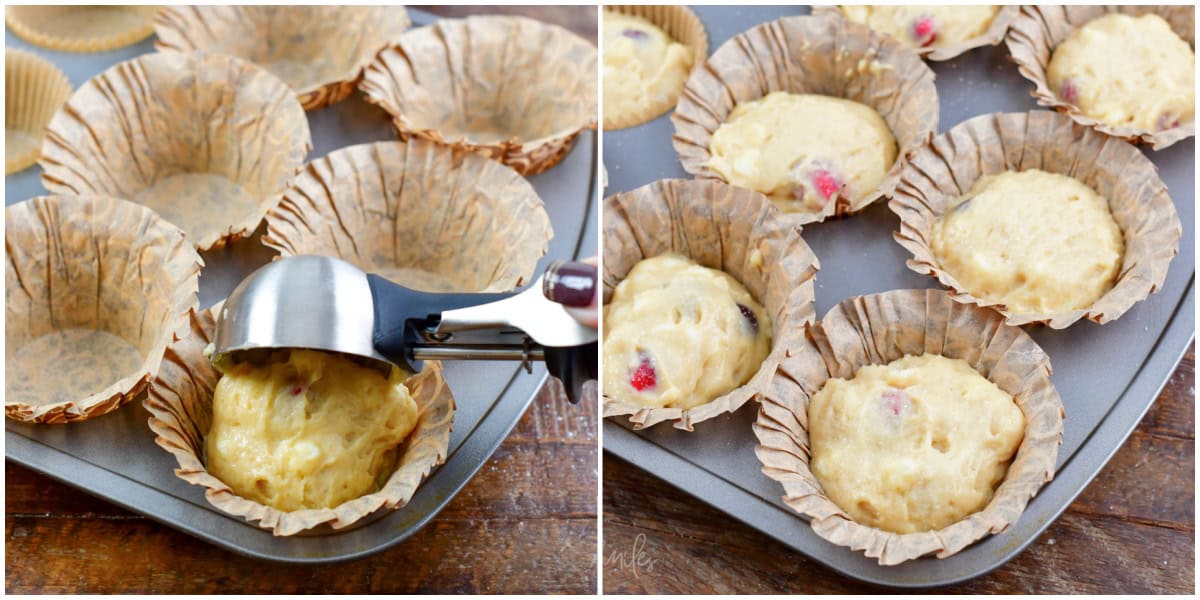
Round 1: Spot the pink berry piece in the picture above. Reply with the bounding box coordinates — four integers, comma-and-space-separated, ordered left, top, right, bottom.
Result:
630, 353, 657, 391
911, 15, 937, 47
1059, 79, 1079, 105
737, 303, 759, 333
621, 28, 648, 41
1156, 113, 1181, 131
880, 388, 910, 418
291, 385, 304, 395
811, 168, 844, 203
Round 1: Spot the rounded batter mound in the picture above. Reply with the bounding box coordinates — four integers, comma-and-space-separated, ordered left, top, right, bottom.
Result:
840, 6, 1000, 50
809, 353, 1025, 534
932, 169, 1124, 315
707, 92, 898, 215
1047, 13, 1195, 131
206, 349, 419, 511
603, 11, 694, 126
604, 254, 771, 410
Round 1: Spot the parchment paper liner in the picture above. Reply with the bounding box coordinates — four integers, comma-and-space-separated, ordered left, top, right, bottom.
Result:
754, 289, 1064, 565
671, 14, 938, 225
602, 5, 708, 130
5, 5, 157, 53
5, 49, 71, 174
144, 304, 455, 536
890, 110, 1181, 329
360, 15, 598, 176
1005, 5, 1195, 150
39, 51, 311, 251
810, 5, 1019, 61
602, 178, 819, 431
262, 139, 553, 293
6, 195, 202, 424
154, 6, 412, 111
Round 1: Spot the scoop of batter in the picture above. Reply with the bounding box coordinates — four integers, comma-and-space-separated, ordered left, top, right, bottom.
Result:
809, 353, 1025, 534
840, 6, 1000, 50
932, 169, 1124, 315
206, 349, 419, 511
603, 254, 771, 410
1047, 13, 1194, 131
603, 11, 694, 125
707, 92, 898, 214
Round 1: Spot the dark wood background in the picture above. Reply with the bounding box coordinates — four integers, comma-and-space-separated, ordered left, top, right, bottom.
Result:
603, 348, 1194, 594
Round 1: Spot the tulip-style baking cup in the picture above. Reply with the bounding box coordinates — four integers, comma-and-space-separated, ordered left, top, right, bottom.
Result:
6, 196, 202, 424
144, 304, 455, 536
1006, 5, 1195, 150
810, 5, 1019, 61
889, 110, 1181, 329
5, 5, 157, 53
602, 5, 708, 130
39, 51, 312, 251
360, 15, 598, 176
5, 49, 71, 175
262, 139, 553, 293
602, 178, 819, 431
671, 14, 939, 225
754, 289, 1064, 566
154, 6, 411, 111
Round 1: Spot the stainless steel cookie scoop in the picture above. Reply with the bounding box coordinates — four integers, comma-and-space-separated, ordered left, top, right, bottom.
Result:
212, 255, 598, 403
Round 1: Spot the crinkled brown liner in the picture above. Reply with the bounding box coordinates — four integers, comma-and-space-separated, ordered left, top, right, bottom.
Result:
602, 178, 819, 431
811, 5, 1019, 61
360, 15, 598, 176
39, 51, 311, 251
5, 5, 157, 53
154, 6, 411, 111
6, 196, 202, 424
671, 14, 938, 225
144, 303, 455, 536
1005, 5, 1195, 150
889, 110, 1181, 329
754, 289, 1064, 565
5, 49, 71, 175
262, 139, 553, 293
602, 5, 708, 130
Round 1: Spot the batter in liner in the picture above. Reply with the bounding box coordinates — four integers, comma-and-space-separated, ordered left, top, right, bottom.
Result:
840, 6, 1000, 50
603, 11, 694, 125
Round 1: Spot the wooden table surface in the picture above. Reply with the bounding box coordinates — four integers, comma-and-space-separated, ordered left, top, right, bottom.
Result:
603, 348, 1194, 594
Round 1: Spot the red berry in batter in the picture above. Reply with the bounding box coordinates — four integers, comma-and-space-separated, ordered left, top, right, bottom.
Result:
630, 355, 656, 391
737, 303, 759, 333
1156, 113, 1181, 130
1060, 79, 1079, 104
912, 15, 937, 47
291, 385, 303, 395
812, 169, 843, 202
881, 388, 908, 417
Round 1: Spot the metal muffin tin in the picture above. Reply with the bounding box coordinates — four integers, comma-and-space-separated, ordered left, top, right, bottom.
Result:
602, 5, 1194, 588
4, 8, 598, 563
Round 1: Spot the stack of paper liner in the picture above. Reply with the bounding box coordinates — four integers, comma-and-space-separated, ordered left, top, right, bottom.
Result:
1006, 5, 1195, 150
5, 48, 71, 174
602, 5, 708, 130
810, 5, 1020, 61
5, 5, 157, 53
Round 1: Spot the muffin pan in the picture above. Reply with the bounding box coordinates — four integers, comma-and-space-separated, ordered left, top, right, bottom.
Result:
602, 5, 1194, 588
5, 8, 597, 563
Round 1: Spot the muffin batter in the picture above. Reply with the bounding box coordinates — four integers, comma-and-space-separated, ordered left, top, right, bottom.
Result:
840, 6, 1000, 50
707, 92, 898, 214
932, 169, 1124, 315
809, 353, 1025, 534
1047, 13, 1194, 131
603, 11, 694, 124
603, 254, 771, 410
206, 349, 419, 511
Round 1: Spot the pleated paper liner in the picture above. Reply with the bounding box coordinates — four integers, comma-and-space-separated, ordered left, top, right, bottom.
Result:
754, 289, 1064, 566
810, 5, 1019, 61
889, 111, 1181, 329
154, 6, 411, 111
602, 5, 708, 130
5, 49, 71, 174
39, 51, 311, 251
6, 196, 201, 424
360, 15, 598, 176
262, 139, 553, 293
5, 5, 157, 53
1006, 5, 1195, 150
671, 14, 938, 225
144, 304, 455, 536
602, 178, 819, 431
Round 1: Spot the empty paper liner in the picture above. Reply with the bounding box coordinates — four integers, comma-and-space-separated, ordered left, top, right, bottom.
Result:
754, 289, 1064, 565
603, 5, 708, 130
360, 15, 598, 176
6, 48, 71, 174
39, 51, 312, 251
154, 6, 412, 111
1005, 5, 1195, 150
602, 178, 819, 431
889, 110, 1181, 329
5, 5, 157, 53
6, 195, 202, 424
810, 5, 1019, 61
262, 139, 553, 293
144, 304, 456, 536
